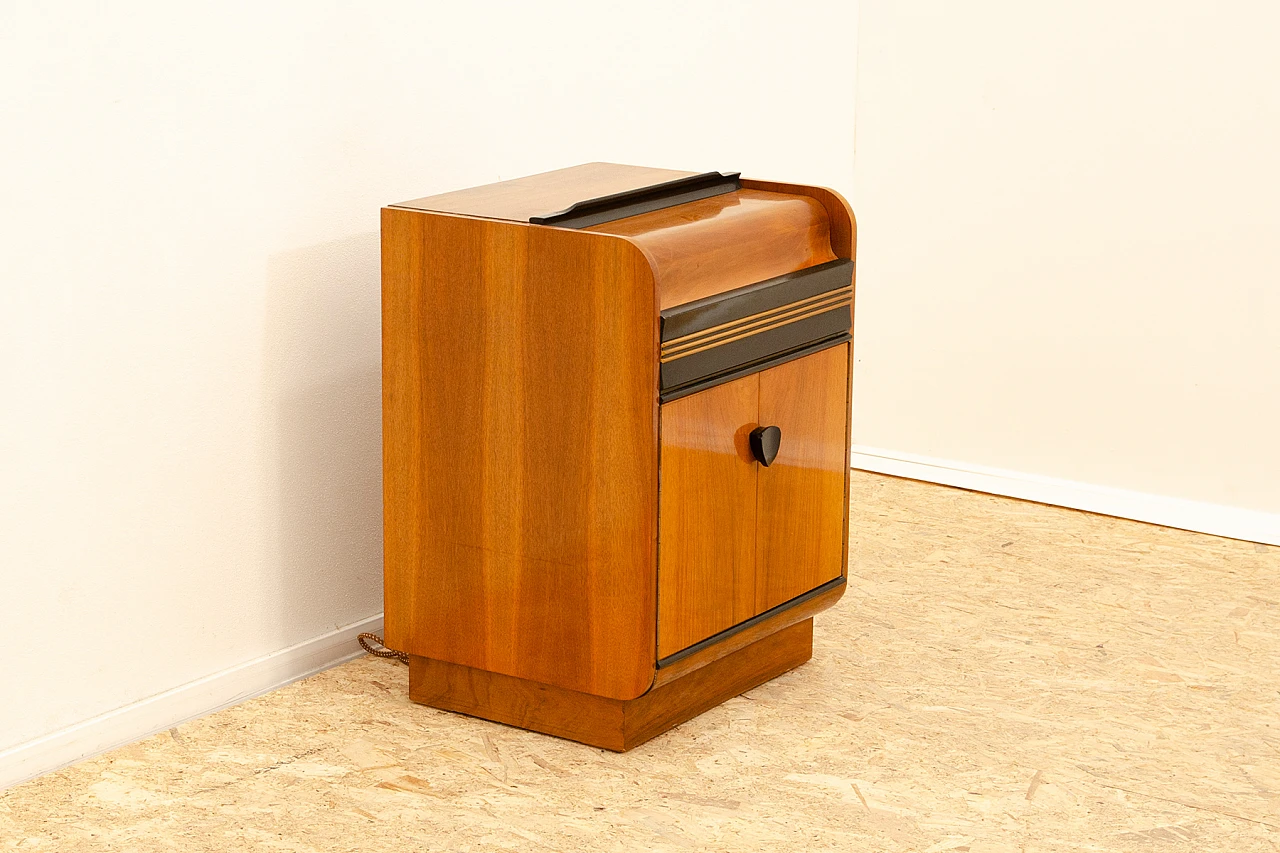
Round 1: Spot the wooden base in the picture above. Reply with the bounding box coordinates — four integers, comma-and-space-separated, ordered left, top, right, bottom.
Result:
408, 619, 814, 751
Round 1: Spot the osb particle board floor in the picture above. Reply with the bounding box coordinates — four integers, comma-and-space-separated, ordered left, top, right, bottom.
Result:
3, 472, 1279, 852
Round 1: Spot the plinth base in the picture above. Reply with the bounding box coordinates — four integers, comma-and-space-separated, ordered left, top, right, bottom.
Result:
408, 619, 813, 751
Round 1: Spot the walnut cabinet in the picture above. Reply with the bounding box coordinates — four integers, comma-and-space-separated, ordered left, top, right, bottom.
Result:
381, 164, 855, 750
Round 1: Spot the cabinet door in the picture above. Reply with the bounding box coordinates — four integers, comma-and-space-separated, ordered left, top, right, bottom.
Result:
657, 373, 759, 658
754, 344, 850, 613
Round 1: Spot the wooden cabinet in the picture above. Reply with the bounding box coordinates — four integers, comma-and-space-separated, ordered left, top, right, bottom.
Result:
382, 164, 855, 751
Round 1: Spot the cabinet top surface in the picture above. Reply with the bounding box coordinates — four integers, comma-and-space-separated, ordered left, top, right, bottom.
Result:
391, 162, 696, 223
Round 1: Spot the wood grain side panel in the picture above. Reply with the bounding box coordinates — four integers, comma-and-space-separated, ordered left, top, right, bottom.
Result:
523, 227, 660, 697
588, 190, 837, 311
754, 344, 850, 613
384, 210, 498, 657
657, 373, 759, 658
381, 208, 425, 655
394, 162, 694, 223
382, 208, 657, 701
478, 224, 529, 667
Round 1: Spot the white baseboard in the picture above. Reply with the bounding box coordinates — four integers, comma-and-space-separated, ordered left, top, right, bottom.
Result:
0, 613, 384, 792
850, 445, 1280, 547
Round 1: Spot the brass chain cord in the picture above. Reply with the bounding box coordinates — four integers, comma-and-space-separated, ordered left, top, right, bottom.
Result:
357, 633, 409, 665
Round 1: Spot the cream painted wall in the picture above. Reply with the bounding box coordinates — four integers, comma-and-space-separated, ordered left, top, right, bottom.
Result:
0, 2, 856, 759
852, 1, 1280, 517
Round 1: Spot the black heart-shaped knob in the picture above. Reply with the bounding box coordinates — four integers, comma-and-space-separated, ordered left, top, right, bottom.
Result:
749, 425, 782, 467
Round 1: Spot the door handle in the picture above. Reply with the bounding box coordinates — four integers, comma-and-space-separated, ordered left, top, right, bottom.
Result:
749, 425, 782, 467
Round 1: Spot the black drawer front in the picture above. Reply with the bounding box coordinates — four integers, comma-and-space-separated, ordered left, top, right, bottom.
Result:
659, 259, 853, 401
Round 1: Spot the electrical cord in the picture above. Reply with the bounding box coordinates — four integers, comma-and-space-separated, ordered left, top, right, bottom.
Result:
357, 632, 409, 665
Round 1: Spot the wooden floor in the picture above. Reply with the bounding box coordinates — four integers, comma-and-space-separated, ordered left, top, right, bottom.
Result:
3, 471, 1279, 851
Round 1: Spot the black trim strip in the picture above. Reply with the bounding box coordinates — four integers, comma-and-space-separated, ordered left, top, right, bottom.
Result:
657, 576, 847, 669
661, 258, 853, 342
659, 334, 851, 403
661, 310, 851, 395
662, 290, 852, 358
529, 171, 742, 229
